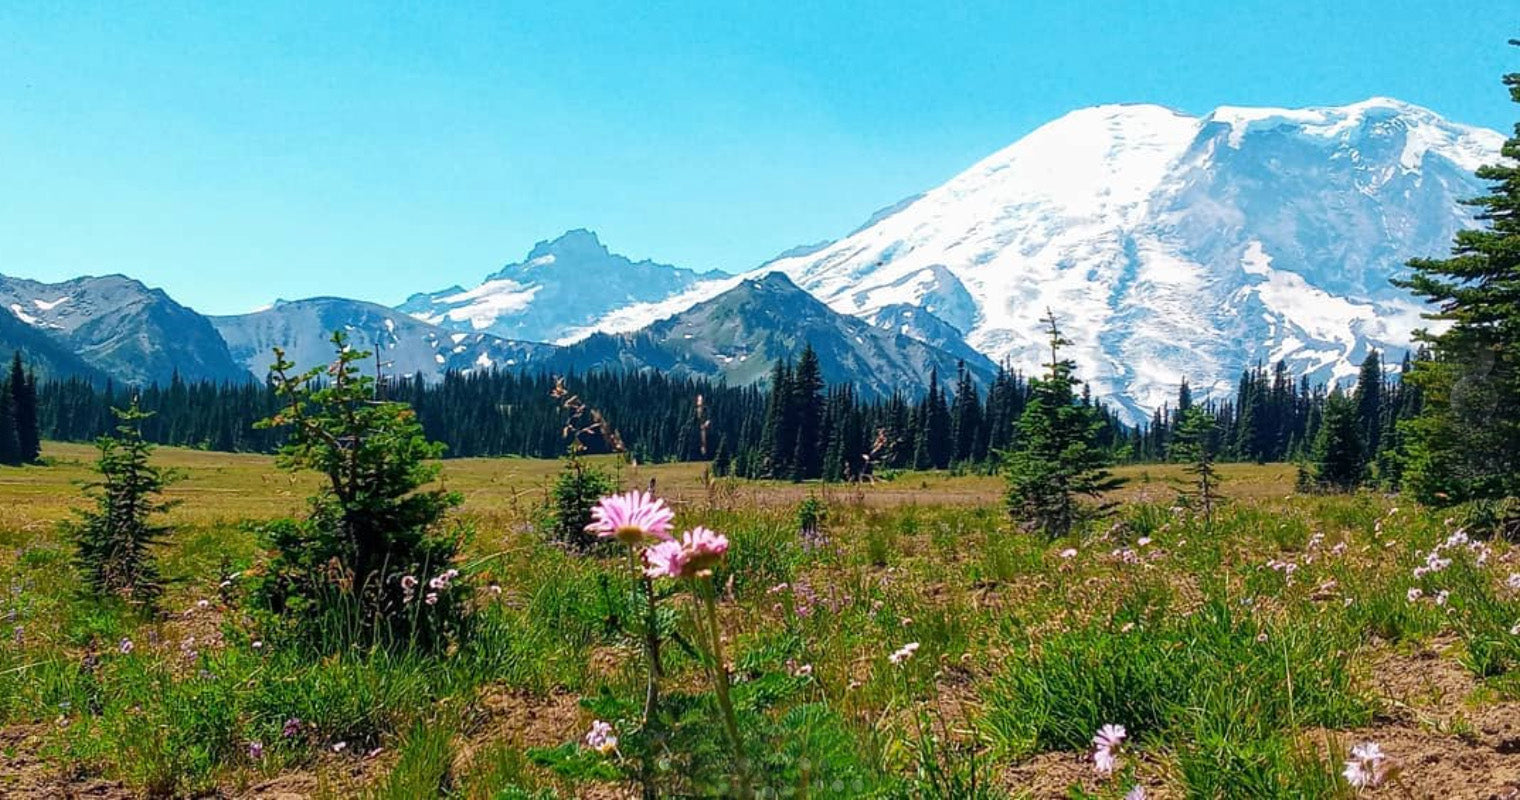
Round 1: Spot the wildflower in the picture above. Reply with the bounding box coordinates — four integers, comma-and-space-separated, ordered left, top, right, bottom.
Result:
1093, 723, 1127, 751
643, 539, 688, 579
900, 617, 914, 627
1060, 548, 1078, 559
1342, 741, 1388, 788
1092, 722, 1128, 776
424, 592, 438, 605
1256, 632, 1269, 643
1435, 590, 1450, 607
1137, 537, 1152, 548
587, 491, 675, 545
1406, 588, 1423, 603
889, 642, 920, 665
282, 718, 302, 738
678, 527, 729, 575
400, 575, 418, 591
118, 638, 134, 655
792, 662, 813, 677
251, 640, 264, 650
332, 741, 348, 753
1125, 787, 1146, 800
644, 527, 730, 579
585, 720, 618, 755
1507, 573, 1520, 591
1511, 623, 1520, 636
247, 741, 264, 760
488, 584, 502, 595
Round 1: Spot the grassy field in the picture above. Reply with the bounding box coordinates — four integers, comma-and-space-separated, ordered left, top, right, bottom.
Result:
3, 442, 1519, 797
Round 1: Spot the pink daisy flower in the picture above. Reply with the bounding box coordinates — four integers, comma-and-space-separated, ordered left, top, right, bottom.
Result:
643, 540, 688, 579
587, 491, 675, 545
678, 526, 729, 575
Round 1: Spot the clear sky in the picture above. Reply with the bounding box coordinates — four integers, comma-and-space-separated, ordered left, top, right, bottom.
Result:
0, 2, 1514, 315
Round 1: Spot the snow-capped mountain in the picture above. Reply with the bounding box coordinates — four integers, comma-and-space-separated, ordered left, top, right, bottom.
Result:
211, 297, 556, 381
398, 229, 726, 344
575, 98, 1504, 422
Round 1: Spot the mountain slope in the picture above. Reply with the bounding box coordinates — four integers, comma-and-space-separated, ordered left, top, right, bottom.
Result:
0, 305, 110, 383
212, 297, 556, 380
549, 272, 995, 396
0, 274, 247, 385
577, 98, 1505, 422
399, 229, 726, 343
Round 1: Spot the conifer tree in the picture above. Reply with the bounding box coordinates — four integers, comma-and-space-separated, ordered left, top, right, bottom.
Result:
711, 435, 732, 478
760, 360, 795, 478
1395, 44, 1520, 516
11, 354, 39, 463
0, 373, 18, 466
71, 401, 175, 608
790, 345, 825, 480
913, 367, 951, 470
252, 332, 467, 650
1171, 406, 1223, 529
1005, 312, 1124, 538
1309, 387, 1366, 492
1352, 350, 1384, 456
949, 362, 982, 466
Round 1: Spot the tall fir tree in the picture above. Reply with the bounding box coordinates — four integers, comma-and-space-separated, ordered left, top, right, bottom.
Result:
0, 372, 18, 466
10, 353, 39, 463
1394, 44, 1520, 515
949, 362, 982, 465
1352, 350, 1384, 457
1004, 312, 1124, 538
1310, 387, 1366, 492
790, 345, 826, 481
760, 360, 795, 478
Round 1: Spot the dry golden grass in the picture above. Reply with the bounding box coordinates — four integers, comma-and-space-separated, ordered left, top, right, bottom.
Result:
0, 441, 1299, 534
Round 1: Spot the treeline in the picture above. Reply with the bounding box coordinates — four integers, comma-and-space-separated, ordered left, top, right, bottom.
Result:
727, 347, 1129, 480
34, 341, 1431, 485
1130, 350, 1422, 485
32, 345, 1131, 477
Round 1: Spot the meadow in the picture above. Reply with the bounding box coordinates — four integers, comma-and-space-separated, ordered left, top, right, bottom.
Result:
3, 443, 1520, 798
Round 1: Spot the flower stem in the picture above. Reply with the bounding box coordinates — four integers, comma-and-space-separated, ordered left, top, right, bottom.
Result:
700, 578, 750, 797
629, 550, 664, 800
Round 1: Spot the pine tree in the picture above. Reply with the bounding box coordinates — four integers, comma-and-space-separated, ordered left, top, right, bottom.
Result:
1352, 350, 1384, 457
913, 367, 951, 470
949, 362, 982, 466
0, 373, 18, 466
71, 401, 175, 608
760, 360, 795, 478
711, 435, 732, 478
10, 354, 39, 463
1309, 387, 1366, 492
1004, 312, 1124, 538
252, 332, 467, 651
1394, 44, 1520, 516
790, 345, 825, 481
1171, 406, 1224, 529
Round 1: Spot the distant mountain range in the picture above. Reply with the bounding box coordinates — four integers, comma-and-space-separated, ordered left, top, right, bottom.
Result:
0, 98, 1505, 421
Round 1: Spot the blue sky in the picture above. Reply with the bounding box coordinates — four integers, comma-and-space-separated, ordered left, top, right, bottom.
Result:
0, 2, 1513, 315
